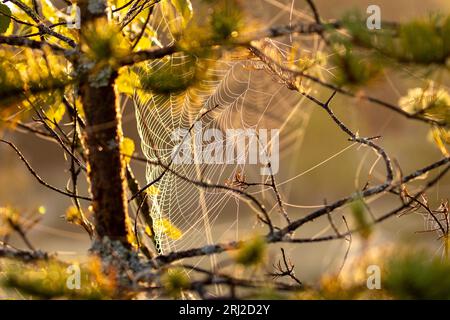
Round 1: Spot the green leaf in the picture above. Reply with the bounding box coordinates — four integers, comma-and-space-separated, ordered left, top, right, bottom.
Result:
385, 251, 450, 299
399, 19, 445, 64
0, 3, 11, 34
234, 236, 267, 266
137, 53, 199, 94
171, 0, 193, 27
162, 268, 190, 297
210, 0, 243, 41
330, 45, 381, 87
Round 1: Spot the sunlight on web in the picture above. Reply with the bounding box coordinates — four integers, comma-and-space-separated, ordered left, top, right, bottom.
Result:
132, 4, 324, 255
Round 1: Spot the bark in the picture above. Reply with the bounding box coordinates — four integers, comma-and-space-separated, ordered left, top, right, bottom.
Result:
78, 0, 131, 246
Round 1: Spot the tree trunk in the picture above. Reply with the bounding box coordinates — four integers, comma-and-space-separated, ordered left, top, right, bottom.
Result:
78, 0, 131, 246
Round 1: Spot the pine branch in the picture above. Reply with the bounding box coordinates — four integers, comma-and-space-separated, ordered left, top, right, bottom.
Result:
0, 35, 67, 52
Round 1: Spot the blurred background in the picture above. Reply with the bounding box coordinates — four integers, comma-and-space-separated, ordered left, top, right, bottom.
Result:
1, 0, 449, 284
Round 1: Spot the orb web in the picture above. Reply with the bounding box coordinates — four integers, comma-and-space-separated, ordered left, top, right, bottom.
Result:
132, 4, 312, 255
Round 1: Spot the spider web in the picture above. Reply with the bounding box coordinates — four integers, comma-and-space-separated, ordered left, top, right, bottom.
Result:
132, 5, 311, 255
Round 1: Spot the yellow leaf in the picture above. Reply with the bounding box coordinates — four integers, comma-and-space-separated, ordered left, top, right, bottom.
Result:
132, 26, 160, 50
146, 185, 160, 196
116, 68, 139, 96
0, 207, 15, 237
430, 127, 449, 157
399, 82, 450, 122
127, 229, 138, 248
171, 0, 193, 27
44, 103, 65, 129
121, 137, 135, 164
144, 225, 153, 237
65, 206, 82, 224
154, 218, 182, 240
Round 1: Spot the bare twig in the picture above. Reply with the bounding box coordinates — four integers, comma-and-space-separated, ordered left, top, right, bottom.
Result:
268, 248, 302, 286
0, 139, 91, 201
337, 216, 352, 277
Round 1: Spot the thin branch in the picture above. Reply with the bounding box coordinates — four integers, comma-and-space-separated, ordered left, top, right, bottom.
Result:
6, 0, 76, 47
304, 0, 329, 44
0, 139, 91, 201
288, 165, 450, 243
119, 44, 177, 67
326, 199, 341, 237
249, 45, 447, 127
32, 107, 86, 171
68, 105, 94, 236
112, 0, 136, 13
0, 35, 67, 52
268, 248, 302, 286
132, 5, 153, 49
337, 216, 351, 277
120, 21, 342, 67
0, 9, 34, 26
266, 161, 290, 224
120, 0, 160, 30
0, 118, 53, 139
150, 157, 449, 265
